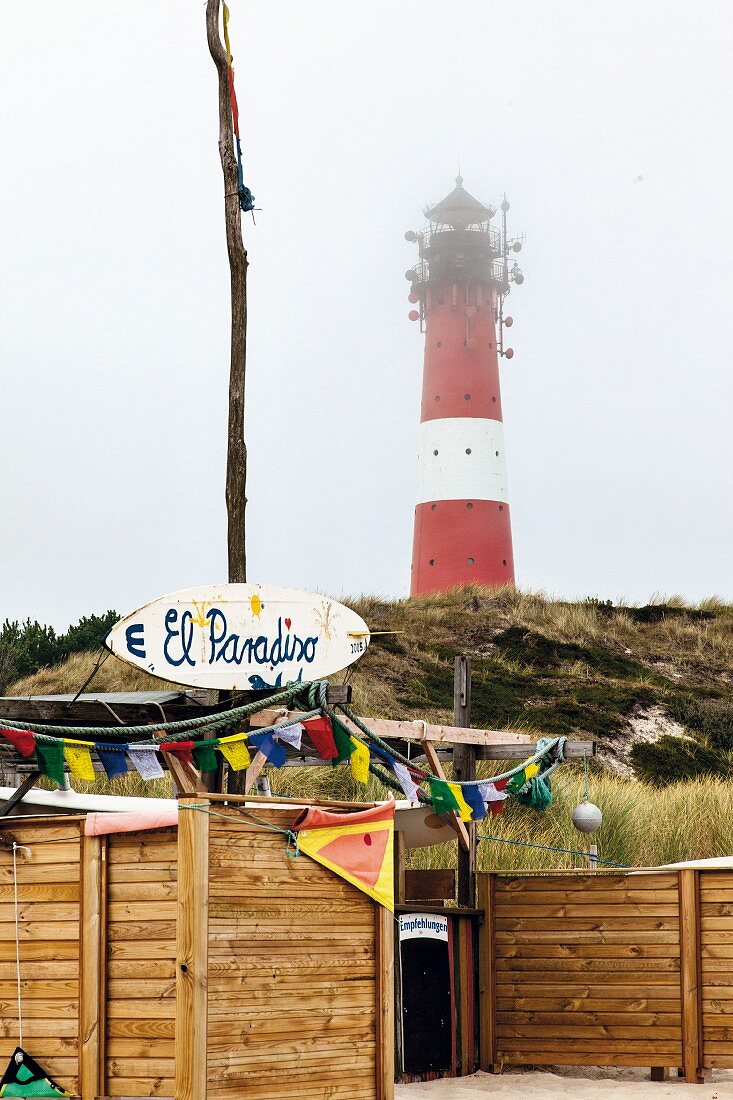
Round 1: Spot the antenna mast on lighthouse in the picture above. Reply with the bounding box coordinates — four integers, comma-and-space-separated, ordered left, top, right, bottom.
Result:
405, 177, 524, 595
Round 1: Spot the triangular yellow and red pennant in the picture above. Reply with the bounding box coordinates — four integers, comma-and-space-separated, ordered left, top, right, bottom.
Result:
294, 803, 394, 911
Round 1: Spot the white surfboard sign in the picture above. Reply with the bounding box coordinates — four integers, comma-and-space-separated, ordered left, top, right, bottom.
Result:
105, 584, 371, 691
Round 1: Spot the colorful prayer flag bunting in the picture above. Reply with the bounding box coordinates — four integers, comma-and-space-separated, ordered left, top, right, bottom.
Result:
192, 742, 219, 773
63, 742, 95, 782
303, 716, 338, 760
0, 728, 36, 759
349, 736, 370, 784
392, 761, 421, 802
127, 746, 164, 780
446, 781, 473, 822
330, 716, 356, 766
159, 740, 195, 768
217, 735, 251, 771
461, 783, 488, 821
95, 743, 129, 779
427, 777, 461, 816
249, 732, 286, 768
275, 723, 303, 749
35, 741, 65, 786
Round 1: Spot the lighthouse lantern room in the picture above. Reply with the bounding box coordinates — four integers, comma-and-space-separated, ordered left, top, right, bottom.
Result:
405, 177, 524, 595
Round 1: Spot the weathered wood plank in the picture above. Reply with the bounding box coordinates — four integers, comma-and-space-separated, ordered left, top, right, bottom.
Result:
175, 797, 208, 1100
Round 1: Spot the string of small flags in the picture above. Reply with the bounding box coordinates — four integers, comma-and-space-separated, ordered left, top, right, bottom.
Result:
0, 717, 561, 824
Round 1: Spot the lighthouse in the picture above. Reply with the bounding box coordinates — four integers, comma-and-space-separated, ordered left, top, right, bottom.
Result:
405, 177, 524, 595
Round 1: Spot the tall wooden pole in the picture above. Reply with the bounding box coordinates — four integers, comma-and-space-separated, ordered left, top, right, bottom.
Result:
206, 0, 248, 582
453, 655, 476, 908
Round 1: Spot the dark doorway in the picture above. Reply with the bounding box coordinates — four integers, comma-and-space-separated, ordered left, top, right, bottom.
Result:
399, 914, 453, 1075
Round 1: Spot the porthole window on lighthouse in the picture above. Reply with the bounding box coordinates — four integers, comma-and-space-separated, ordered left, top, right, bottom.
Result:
466, 503, 474, 510
464, 393, 471, 401
433, 449, 439, 456
467, 557, 475, 565
465, 448, 472, 455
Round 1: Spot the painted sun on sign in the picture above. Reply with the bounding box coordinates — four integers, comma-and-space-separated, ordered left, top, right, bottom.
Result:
105, 584, 371, 691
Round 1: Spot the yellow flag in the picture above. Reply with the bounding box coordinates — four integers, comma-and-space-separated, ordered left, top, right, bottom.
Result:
447, 781, 473, 822
223, 3, 232, 64
218, 735, 251, 771
525, 762, 539, 779
349, 737, 370, 784
64, 743, 95, 782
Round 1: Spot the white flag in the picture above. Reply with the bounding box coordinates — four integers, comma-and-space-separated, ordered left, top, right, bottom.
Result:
127, 746, 165, 780
274, 723, 303, 749
392, 762, 421, 802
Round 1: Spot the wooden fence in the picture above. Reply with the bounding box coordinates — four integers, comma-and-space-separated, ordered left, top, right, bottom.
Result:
0, 798, 394, 1100
477, 868, 733, 1083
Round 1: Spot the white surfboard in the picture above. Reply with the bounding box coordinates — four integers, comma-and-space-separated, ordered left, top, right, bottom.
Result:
106, 584, 371, 690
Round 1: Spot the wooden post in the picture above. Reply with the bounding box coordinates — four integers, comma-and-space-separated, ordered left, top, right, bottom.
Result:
477, 873, 499, 1073
79, 833, 104, 1100
205, 0, 248, 582
679, 869, 705, 1084
453, 656, 476, 907
375, 903, 395, 1099
176, 797, 210, 1100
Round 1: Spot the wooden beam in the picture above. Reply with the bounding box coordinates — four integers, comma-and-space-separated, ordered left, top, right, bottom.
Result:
79, 833, 104, 1100
249, 707, 532, 746
176, 797, 209, 1100
161, 750, 207, 795
0, 770, 41, 817
422, 738, 470, 853
376, 903, 395, 1100
477, 873, 499, 1074
679, 868, 705, 1084
243, 748, 269, 794
477, 740, 595, 759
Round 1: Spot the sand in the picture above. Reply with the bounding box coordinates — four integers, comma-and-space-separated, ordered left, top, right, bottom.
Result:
397, 1068, 733, 1099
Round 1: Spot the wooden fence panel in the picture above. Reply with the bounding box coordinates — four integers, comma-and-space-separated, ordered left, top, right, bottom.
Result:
204, 805, 384, 1100
104, 829, 178, 1098
700, 870, 733, 1071
480, 872, 684, 1071
0, 819, 82, 1097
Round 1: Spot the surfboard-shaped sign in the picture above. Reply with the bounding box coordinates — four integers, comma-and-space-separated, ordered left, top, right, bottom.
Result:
105, 584, 371, 691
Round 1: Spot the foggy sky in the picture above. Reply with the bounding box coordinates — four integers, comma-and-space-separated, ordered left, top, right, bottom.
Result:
2, 1, 733, 630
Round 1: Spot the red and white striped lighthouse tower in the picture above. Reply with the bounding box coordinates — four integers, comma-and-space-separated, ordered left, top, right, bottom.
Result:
406, 177, 524, 595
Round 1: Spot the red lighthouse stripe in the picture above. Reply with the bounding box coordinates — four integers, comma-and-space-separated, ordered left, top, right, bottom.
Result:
411, 499, 515, 595
421, 297, 503, 422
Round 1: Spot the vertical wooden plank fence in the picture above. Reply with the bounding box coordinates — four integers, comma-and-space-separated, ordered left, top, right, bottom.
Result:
478, 871, 685, 1075
477, 868, 733, 1083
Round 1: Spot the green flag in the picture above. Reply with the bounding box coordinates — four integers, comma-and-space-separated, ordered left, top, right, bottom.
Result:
428, 777, 461, 816
34, 742, 65, 787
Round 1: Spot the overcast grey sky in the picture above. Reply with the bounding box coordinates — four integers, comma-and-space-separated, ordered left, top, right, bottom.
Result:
2, 1, 732, 629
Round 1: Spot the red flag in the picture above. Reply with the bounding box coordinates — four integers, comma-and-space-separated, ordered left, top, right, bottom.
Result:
0, 727, 36, 758
303, 716, 338, 760
159, 740, 195, 767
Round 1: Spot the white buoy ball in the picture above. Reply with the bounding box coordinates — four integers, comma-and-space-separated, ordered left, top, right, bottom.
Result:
572, 800, 603, 834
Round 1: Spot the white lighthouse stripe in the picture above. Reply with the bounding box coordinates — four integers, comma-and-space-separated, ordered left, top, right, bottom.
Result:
417, 417, 509, 504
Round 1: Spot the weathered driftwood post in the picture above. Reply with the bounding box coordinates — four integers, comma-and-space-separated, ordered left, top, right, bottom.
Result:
453, 655, 476, 907
206, 0, 248, 583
